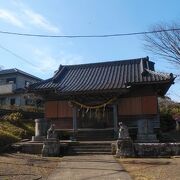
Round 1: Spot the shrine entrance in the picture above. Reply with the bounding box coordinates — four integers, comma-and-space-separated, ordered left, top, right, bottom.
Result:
77, 106, 114, 129
70, 98, 118, 140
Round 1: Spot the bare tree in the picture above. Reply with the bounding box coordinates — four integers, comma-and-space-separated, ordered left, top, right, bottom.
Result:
144, 23, 180, 66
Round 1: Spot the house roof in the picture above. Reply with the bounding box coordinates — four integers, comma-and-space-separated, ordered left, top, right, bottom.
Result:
0, 68, 42, 81
29, 57, 174, 95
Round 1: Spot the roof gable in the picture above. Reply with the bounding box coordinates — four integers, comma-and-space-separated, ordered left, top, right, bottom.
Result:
0, 68, 42, 80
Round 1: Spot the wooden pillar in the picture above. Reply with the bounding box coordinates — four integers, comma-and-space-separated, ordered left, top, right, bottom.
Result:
113, 104, 118, 138
73, 106, 77, 139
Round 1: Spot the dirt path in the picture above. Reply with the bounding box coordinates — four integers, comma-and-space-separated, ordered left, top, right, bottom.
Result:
48, 155, 131, 180
0, 153, 59, 180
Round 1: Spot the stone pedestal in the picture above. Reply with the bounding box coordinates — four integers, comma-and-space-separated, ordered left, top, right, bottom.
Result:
42, 139, 60, 157
136, 119, 158, 143
32, 118, 47, 142
116, 138, 134, 158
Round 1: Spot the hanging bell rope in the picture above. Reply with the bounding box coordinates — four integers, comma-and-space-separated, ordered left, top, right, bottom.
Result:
70, 97, 116, 109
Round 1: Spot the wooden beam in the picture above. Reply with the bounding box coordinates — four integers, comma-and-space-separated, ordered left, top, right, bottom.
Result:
113, 104, 118, 138
73, 106, 77, 132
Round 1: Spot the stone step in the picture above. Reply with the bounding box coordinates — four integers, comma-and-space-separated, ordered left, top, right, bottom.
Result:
70, 149, 111, 152
68, 142, 112, 155
71, 146, 111, 149
77, 133, 114, 136
76, 130, 115, 141
71, 143, 111, 146
72, 151, 112, 155
76, 137, 115, 141
59, 129, 116, 141
71, 145, 111, 148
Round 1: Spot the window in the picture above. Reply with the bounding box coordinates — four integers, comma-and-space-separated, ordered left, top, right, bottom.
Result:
0, 98, 6, 105
6, 78, 16, 84
10, 98, 16, 105
0, 79, 4, 85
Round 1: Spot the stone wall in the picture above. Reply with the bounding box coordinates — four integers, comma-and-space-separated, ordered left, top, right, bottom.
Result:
115, 142, 180, 157
134, 143, 180, 157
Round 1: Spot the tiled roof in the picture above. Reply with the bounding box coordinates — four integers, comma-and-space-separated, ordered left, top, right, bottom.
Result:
29, 57, 174, 94
0, 68, 42, 80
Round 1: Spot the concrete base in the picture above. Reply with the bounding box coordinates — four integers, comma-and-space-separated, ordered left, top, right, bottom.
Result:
32, 136, 46, 142
17, 142, 43, 154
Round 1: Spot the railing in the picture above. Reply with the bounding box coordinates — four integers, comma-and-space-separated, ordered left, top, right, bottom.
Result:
0, 83, 16, 94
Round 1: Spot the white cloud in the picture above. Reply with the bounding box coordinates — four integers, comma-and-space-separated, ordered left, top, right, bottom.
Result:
0, 1, 60, 33
0, 9, 24, 28
32, 48, 83, 73
23, 9, 59, 33
33, 48, 58, 71
58, 53, 84, 66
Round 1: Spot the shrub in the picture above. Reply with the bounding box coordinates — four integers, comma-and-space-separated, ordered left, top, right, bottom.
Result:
159, 97, 180, 132
0, 115, 35, 148
4, 112, 23, 124
160, 112, 175, 132
0, 121, 26, 139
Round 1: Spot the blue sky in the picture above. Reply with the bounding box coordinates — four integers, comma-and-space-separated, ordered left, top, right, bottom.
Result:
0, 0, 179, 101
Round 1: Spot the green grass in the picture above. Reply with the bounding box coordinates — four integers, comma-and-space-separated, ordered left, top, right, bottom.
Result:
0, 119, 35, 148
0, 130, 19, 147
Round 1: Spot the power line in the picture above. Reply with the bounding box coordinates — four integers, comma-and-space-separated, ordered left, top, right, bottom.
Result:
0, 43, 37, 68
0, 28, 179, 38
0, 27, 179, 72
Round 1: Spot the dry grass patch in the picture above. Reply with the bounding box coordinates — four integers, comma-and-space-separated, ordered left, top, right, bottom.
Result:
118, 157, 180, 180
0, 153, 61, 180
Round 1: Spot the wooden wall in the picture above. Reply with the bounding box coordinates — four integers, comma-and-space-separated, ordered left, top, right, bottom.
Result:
45, 101, 73, 129
52, 118, 73, 129
44, 96, 158, 129
45, 101, 72, 118
118, 96, 158, 116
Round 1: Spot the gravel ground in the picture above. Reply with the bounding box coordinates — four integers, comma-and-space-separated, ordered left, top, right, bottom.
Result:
0, 153, 60, 180
118, 157, 180, 180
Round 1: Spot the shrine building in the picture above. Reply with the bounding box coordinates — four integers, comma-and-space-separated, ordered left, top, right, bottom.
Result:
29, 57, 175, 142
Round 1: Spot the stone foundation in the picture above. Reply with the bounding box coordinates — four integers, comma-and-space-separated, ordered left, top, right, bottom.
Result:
42, 139, 60, 157
115, 142, 180, 157
136, 118, 159, 142
19, 142, 43, 154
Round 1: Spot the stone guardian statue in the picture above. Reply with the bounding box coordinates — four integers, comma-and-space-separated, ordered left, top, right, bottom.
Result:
116, 122, 134, 157
47, 124, 57, 139
118, 122, 130, 139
